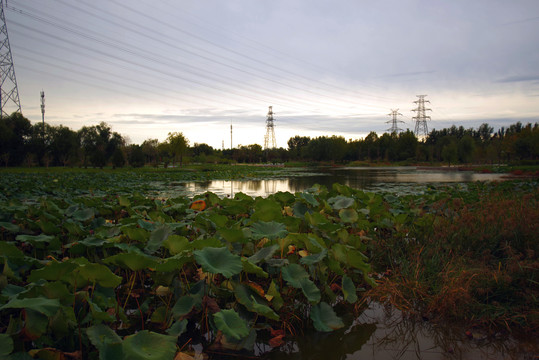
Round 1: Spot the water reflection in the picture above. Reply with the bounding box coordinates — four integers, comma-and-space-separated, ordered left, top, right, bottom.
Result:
262, 302, 538, 360
157, 167, 506, 198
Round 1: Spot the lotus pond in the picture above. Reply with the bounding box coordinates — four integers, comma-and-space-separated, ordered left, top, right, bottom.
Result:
0, 167, 537, 359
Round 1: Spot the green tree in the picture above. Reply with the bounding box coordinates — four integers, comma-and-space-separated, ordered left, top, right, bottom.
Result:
167, 132, 189, 167
0, 112, 32, 166
457, 135, 475, 163
287, 136, 310, 160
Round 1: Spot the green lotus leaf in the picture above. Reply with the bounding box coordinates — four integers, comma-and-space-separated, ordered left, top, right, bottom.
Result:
233, 284, 278, 320
219, 228, 248, 243
162, 235, 191, 255
0, 241, 24, 258
87, 324, 123, 360
339, 208, 359, 223
267, 280, 284, 310
167, 319, 188, 336
310, 302, 344, 332
154, 253, 192, 272
299, 248, 327, 265
247, 244, 279, 264
171, 295, 199, 319
194, 247, 242, 278
342, 275, 358, 303
249, 295, 279, 320
328, 196, 355, 210
122, 227, 149, 242
251, 198, 283, 222
241, 258, 268, 278
78, 263, 123, 288
72, 208, 95, 222
282, 264, 321, 303
16, 234, 55, 244
213, 309, 250, 341
28, 260, 79, 283
0, 297, 61, 316
145, 224, 172, 254
251, 221, 288, 240
281, 263, 309, 288
0, 333, 13, 357
299, 192, 319, 207
23, 308, 48, 339
0, 221, 20, 233
123, 330, 177, 360
104, 252, 158, 271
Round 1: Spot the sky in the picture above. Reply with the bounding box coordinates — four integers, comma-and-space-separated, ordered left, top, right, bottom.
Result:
4, 0, 539, 149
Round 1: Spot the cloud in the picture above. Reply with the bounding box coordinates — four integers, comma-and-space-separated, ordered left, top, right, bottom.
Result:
496, 75, 539, 83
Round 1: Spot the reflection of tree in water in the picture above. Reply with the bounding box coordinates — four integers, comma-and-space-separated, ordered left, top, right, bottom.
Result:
356, 302, 537, 359
264, 321, 377, 360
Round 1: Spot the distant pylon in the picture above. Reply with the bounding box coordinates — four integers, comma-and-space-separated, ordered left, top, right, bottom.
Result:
386, 109, 404, 135
0, 0, 21, 119
264, 106, 276, 150
412, 95, 431, 139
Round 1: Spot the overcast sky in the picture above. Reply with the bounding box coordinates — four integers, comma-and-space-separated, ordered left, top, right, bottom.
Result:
5, 0, 539, 148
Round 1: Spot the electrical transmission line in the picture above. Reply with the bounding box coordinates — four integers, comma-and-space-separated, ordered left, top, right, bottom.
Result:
264, 106, 276, 150
386, 109, 404, 135
412, 95, 431, 139
0, 0, 21, 118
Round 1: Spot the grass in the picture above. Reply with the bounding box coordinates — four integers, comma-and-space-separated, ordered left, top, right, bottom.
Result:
364, 181, 539, 334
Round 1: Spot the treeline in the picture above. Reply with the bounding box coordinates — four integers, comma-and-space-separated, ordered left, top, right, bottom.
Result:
0, 112, 537, 168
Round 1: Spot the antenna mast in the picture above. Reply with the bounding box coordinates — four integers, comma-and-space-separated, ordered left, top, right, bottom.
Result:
412, 95, 431, 140
0, 0, 22, 119
264, 106, 276, 150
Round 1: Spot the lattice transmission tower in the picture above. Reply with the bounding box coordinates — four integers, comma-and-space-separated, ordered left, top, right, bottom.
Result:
264, 106, 276, 150
0, 0, 21, 119
386, 109, 404, 135
412, 95, 431, 140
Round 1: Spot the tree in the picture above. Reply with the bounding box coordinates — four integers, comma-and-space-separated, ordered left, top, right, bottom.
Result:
441, 141, 458, 167
167, 132, 189, 167
128, 144, 145, 168
457, 135, 475, 163
287, 136, 310, 160
0, 112, 32, 166
141, 139, 159, 167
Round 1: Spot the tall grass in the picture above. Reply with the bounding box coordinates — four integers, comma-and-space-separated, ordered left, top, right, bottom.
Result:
366, 182, 539, 333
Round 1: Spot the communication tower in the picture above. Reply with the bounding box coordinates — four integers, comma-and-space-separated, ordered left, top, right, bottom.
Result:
412, 95, 431, 139
264, 106, 276, 150
0, 0, 22, 118
386, 109, 404, 135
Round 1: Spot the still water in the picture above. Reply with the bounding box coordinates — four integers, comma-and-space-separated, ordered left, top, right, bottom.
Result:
163, 167, 507, 198
171, 167, 535, 359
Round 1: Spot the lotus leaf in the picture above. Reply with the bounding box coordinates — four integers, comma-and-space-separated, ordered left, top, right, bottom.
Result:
167, 319, 188, 336
241, 258, 268, 278
78, 263, 123, 288
172, 295, 199, 319
342, 274, 358, 303
328, 195, 355, 210
339, 208, 359, 223
213, 309, 250, 341
162, 235, 191, 255
247, 244, 279, 264
0, 297, 61, 316
252, 198, 283, 222
0, 333, 13, 357
123, 330, 178, 360
104, 252, 158, 271
145, 224, 172, 254
250, 221, 288, 240
194, 247, 242, 278
310, 302, 344, 332
72, 207, 95, 222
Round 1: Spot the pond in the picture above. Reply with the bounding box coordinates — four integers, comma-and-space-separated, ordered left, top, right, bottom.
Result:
260, 302, 538, 360
160, 166, 507, 198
